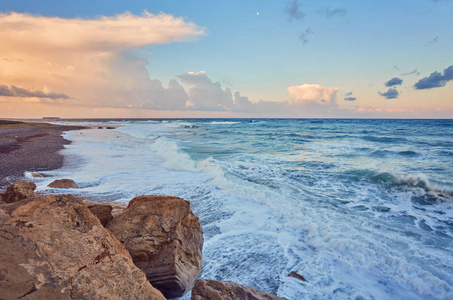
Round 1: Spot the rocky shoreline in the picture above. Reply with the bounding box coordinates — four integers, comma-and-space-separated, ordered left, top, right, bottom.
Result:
0, 123, 293, 299
0, 122, 85, 189
0, 181, 287, 299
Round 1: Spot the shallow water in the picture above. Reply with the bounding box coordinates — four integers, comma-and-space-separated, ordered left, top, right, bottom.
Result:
30, 119, 453, 299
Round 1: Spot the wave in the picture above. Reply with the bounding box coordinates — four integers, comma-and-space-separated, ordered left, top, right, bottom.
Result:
148, 137, 227, 186
398, 150, 419, 156
362, 136, 407, 144
438, 150, 453, 157
210, 121, 241, 125
346, 169, 453, 196
369, 150, 394, 157
369, 150, 420, 157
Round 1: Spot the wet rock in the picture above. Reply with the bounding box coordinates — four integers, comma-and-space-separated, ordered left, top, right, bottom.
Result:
191, 279, 287, 300
0, 195, 165, 300
0, 181, 37, 203
30, 172, 43, 177
48, 179, 78, 189
287, 271, 307, 282
107, 195, 203, 298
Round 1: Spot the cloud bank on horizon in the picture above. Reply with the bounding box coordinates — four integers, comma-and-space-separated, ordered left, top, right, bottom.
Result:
0, 11, 345, 117
0, 85, 69, 100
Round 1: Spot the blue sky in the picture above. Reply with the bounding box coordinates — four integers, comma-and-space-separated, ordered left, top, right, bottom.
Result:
0, 0, 452, 118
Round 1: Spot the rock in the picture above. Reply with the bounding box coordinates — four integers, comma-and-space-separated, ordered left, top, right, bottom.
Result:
0, 181, 37, 203
48, 179, 78, 189
287, 271, 307, 282
87, 204, 113, 226
191, 279, 287, 300
106, 195, 203, 298
0, 195, 165, 300
30, 172, 43, 177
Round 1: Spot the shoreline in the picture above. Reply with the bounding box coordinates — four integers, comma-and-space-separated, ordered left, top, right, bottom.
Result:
0, 122, 85, 188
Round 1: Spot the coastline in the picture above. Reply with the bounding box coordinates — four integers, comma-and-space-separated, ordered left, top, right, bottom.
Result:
0, 122, 85, 188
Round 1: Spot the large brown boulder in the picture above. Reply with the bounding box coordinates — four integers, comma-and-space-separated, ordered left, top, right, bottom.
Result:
191, 279, 287, 300
0, 194, 165, 300
106, 195, 203, 299
0, 181, 37, 203
48, 179, 78, 189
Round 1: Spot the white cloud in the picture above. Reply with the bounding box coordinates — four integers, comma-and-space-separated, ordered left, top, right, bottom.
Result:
178, 71, 233, 111
287, 84, 339, 105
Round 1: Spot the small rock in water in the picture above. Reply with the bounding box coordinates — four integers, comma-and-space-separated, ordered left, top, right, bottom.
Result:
30, 172, 43, 178
288, 271, 307, 282
48, 179, 78, 189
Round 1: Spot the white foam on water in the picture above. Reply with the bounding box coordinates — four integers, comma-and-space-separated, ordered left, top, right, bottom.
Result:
209, 121, 241, 125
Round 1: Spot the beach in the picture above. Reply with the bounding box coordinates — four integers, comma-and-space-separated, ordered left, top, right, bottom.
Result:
0, 121, 84, 188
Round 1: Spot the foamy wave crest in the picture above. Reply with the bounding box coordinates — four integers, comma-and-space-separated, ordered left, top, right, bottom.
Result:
149, 137, 196, 171
149, 137, 228, 185
210, 121, 240, 125
356, 170, 453, 196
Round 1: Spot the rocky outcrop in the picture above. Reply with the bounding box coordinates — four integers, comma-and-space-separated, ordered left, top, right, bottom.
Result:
48, 179, 78, 189
0, 181, 37, 203
191, 279, 287, 300
107, 195, 203, 299
0, 194, 165, 300
0, 182, 288, 300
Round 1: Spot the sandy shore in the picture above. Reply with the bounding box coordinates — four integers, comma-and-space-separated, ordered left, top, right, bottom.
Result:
0, 122, 85, 188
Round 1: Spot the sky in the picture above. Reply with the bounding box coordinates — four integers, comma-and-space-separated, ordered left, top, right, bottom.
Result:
0, 0, 452, 118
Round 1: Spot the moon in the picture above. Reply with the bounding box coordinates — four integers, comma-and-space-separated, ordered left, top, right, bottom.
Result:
257, 12, 260, 16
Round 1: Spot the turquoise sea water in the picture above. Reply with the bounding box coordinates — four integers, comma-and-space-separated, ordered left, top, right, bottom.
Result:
31, 119, 453, 299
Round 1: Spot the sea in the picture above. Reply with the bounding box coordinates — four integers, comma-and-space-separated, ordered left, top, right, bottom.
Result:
29, 119, 453, 300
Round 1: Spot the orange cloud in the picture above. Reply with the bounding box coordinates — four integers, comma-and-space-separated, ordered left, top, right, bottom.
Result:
0, 12, 204, 52
0, 12, 204, 115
